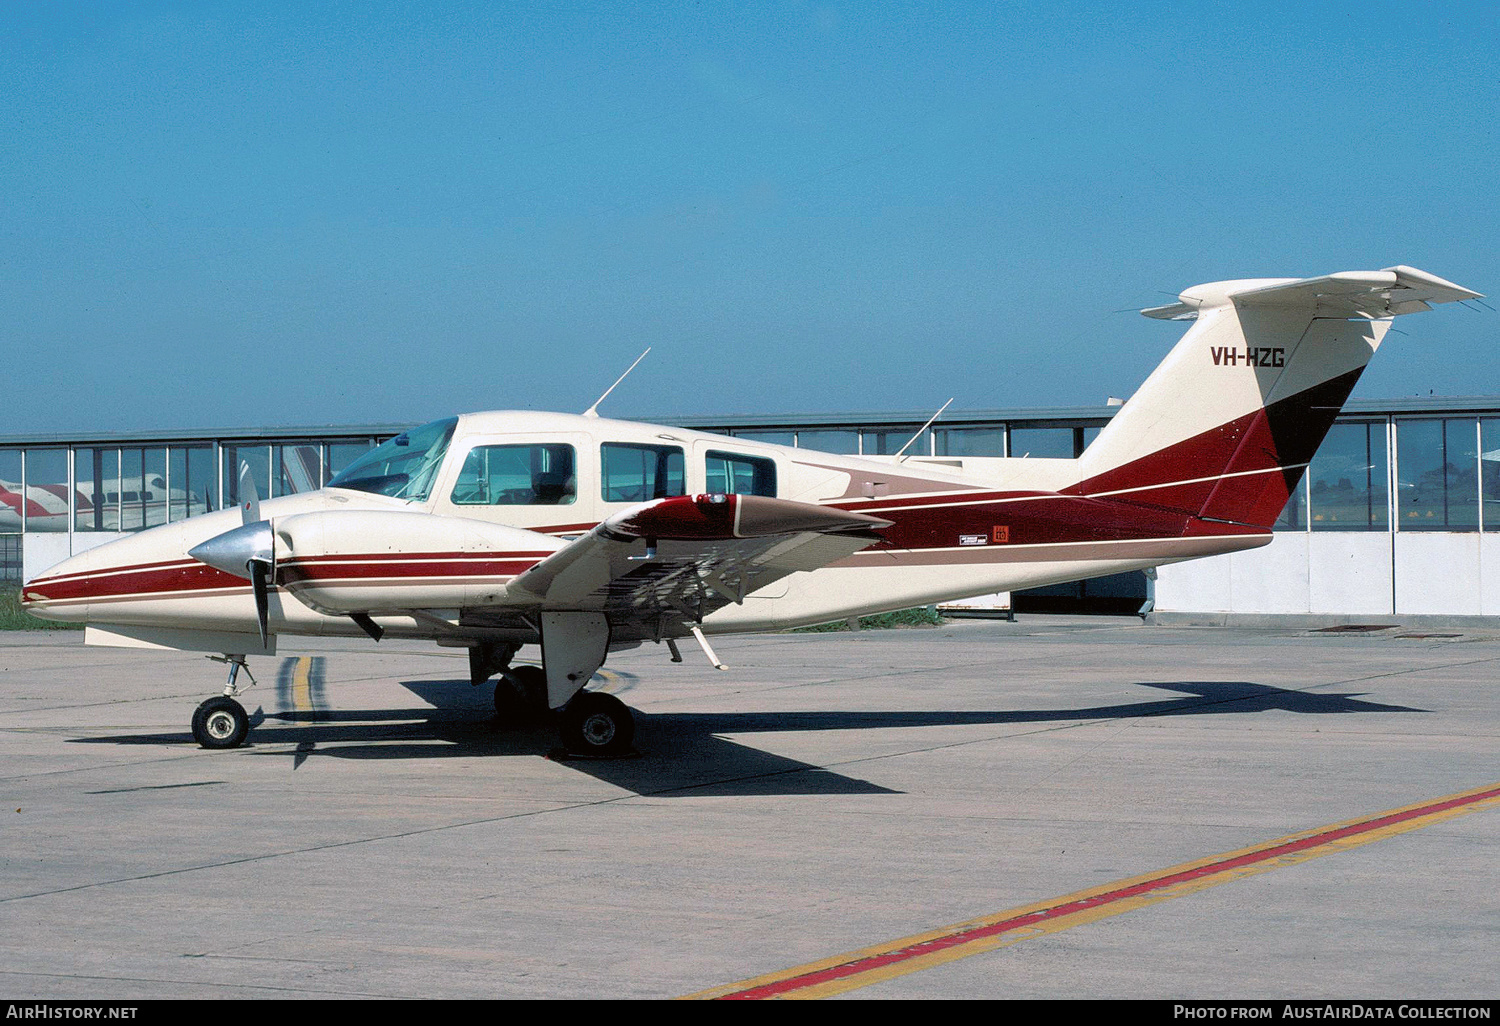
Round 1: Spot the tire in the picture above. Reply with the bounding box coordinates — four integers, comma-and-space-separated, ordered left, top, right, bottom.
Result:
558, 691, 635, 756
509, 665, 547, 705
192, 696, 249, 749
494, 664, 548, 720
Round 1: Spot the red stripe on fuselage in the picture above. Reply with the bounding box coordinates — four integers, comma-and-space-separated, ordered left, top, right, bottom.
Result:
25, 562, 246, 602
279, 557, 542, 583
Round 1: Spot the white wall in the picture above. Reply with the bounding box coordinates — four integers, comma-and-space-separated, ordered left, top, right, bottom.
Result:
22, 535, 72, 584
20, 532, 129, 584
1157, 529, 1498, 619
1394, 533, 1481, 615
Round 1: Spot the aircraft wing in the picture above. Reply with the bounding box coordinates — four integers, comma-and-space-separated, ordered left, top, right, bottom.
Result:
506, 493, 890, 628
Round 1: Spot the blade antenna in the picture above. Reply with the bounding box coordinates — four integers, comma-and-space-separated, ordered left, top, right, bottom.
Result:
895, 398, 954, 462
584, 347, 651, 418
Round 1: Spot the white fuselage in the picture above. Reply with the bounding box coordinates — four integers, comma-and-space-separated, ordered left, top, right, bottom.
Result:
21, 410, 1262, 651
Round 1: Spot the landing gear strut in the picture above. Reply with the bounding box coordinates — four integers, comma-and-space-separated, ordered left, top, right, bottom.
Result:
193, 654, 255, 749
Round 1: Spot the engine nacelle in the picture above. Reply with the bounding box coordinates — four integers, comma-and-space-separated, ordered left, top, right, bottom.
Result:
272, 510, 564, 615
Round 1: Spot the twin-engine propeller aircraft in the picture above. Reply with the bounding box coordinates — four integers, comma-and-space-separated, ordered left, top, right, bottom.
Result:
20, 266, 1480, 755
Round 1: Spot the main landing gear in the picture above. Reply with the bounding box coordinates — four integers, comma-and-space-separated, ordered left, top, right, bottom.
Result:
492, 663, 636, 758
192, 655, 255, 749
482, 613, 636, 758
493, 663, 547, 720
557, 690, 635, 757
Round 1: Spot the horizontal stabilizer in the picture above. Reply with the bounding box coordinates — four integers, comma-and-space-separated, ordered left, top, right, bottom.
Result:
1141, 265, 1481, 321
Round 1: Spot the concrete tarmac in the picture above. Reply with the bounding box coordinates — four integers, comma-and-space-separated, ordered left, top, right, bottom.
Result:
0, 616, 1496, 1000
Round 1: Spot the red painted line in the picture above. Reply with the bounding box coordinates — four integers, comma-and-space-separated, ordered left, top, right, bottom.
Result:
283, 550, 555, 564
718, 783, 1500, 1000
29, 558, 201, 586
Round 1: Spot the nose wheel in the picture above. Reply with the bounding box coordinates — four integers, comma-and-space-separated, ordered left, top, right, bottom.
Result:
193, 654, 256, 749
192, 695, 249, 749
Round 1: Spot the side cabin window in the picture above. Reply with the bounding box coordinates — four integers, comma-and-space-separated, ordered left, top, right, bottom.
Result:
601, 443, 684, 503
705, 450, 776, 496
451, 444, 576, 506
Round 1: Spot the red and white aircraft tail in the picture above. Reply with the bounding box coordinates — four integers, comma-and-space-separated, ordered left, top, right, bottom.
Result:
1071, 266, 1480, 529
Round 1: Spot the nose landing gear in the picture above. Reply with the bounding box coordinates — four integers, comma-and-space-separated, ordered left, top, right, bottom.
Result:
193, 655, 255, 749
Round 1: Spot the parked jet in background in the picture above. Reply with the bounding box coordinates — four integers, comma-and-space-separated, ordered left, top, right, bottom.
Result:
20, 267, 1480, 756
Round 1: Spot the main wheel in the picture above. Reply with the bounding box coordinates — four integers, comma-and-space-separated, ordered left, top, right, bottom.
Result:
557, 691, 635, 756
494, 664, 548, 720
192, 696, 249, 749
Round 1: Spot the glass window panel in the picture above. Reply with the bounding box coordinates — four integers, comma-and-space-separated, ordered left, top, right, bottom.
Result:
0, 449, 21, 534
0, 533, 21, 582
119, 448, 144, 531
327, 442, 376, 480
25, 449, 70, 533
277, 444, 323, 496
794, 429, 858, 454
935, 427, 1006, 457
1309, 421, 1388, 531
75, 448, 119, 531
1397, 418, 1477, 530
224, 445, 271, 510
325, 419, 455, 501
731, 430, 794, 447
1274, 475, 1308, 531
600, 443, 685, 503
861, 427, 928, 457
185, 446, 216, 516
167, 448, 215, 522
1445, 419, 1479, 530
142, 447, 167, 528
1482, 419, 1500, 531
705, 451, 777, 496
451, 444, 576, 505
1009, 427, 1075, 459
168, 448, 187, 522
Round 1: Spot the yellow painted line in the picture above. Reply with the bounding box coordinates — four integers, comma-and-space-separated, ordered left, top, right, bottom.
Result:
291, 656, 313, 719
684, 781, 1500, 1000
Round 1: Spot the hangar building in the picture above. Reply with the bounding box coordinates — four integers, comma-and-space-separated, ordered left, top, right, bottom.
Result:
5, 395, 1499, 624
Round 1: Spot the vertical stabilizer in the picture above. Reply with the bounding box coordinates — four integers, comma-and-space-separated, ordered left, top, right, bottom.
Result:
1073, 267, 1479, 529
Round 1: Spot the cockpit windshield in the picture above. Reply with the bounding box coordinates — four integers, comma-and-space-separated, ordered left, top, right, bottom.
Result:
326, 417, 457, 501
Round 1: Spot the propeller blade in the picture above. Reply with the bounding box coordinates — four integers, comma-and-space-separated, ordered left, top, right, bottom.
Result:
238, 462, 261, 525
189, 521, 276, 645
249, 558, 270, 648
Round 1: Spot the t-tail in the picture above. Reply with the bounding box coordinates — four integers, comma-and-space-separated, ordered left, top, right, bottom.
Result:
1072, 266, 1481, 530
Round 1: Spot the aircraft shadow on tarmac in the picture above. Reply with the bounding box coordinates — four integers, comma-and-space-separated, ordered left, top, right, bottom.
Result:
72, 678, 1424, 798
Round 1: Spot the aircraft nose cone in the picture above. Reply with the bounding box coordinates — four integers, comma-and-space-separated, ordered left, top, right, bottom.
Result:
18, 546, 99, 622
188, 521, 273, 580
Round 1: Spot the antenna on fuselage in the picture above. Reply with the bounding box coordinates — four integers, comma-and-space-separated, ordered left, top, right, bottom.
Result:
583, 347, 651, 418
894, 398, 954, 462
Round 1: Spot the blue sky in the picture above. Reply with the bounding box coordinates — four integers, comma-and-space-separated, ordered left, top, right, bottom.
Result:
4, 1, 1497, 433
